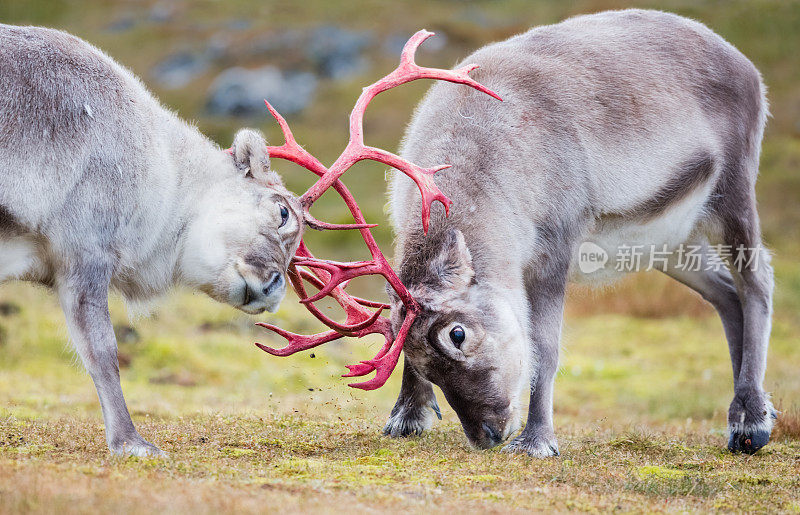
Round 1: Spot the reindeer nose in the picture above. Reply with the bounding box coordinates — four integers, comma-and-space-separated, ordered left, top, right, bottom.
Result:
482, 422, 503, 446
262, 272, 284, 296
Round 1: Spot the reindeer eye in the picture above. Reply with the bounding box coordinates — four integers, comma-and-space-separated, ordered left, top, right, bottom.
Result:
279, 205, 289, 227
449, 325, 466, 348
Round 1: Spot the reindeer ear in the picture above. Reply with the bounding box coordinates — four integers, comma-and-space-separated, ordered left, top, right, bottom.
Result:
430, 229, 474, 290
230, 128, 284, 188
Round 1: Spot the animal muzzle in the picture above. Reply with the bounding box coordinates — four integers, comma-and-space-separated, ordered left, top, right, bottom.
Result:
467, 417, 516, 449
240, 270, 286, 314
448, 398, 519, 449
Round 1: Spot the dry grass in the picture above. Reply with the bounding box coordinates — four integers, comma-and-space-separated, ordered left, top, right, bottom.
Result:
774, 404, 800, 441
1, 278, 799, 513
1, 414, 799, 514
566, 273, 713, 319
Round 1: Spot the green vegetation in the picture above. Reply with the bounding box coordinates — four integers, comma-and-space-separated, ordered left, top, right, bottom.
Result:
1, 0, 799, 512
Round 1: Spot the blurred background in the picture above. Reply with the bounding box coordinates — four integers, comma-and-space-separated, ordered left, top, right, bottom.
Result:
0, 0, 798, 440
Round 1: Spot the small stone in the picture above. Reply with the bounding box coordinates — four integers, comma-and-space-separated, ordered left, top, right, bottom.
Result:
113, 325, 140, 344
206, 66, 317, 117
106, 15, 136, 33
306, 26, 371, 79
151, 52, 210, 90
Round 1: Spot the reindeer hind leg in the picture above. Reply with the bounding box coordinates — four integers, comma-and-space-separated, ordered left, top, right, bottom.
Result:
709, 157, 776, 454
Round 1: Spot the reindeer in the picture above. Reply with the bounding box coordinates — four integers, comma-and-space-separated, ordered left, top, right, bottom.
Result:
240, 13, 772, 457
0, 24, 303, 456
381, 9, 777, 456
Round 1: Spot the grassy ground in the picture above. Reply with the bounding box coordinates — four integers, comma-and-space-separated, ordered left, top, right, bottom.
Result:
1, 283, 799, 513
1, 0, 800, 512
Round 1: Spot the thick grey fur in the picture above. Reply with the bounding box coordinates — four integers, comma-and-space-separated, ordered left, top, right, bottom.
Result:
0, 25, 303, 456
385, 10, 775, 456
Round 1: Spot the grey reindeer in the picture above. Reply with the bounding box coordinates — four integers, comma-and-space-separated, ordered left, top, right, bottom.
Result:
0, 25, 303, 456
384, 9, 776, 456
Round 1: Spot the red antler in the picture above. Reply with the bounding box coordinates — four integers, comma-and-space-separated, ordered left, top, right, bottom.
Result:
255, 30, 501, 389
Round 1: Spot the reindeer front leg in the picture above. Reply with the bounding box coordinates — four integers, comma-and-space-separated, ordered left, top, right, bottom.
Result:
384, 356, 441, 437
504, 262, 568, 457
57, 262, 163, 457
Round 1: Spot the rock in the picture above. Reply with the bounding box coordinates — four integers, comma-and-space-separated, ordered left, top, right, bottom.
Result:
237, 26, 373, 80
206, 33, 233, 61
151, 52, 210, 89
384, 33, 410, 56
106, 14, 136, 33
206, 66, 317, 117
148, 2, 177, 24
307, 26, 371, 79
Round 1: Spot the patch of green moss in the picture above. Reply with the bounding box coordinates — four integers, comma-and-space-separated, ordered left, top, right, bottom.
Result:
222, 447, 256, 458
637, 465, 689, 480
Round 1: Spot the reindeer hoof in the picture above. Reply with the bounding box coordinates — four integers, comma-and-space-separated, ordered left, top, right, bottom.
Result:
110, 434, 166, 458
728, 429, 770, 454
383, 406, 436, 438
503, 431, 560, 458
727, 394, 777, 455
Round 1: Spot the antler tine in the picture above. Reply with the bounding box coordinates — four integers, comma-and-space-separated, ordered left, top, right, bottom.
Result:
263, 100, 381, 232
255, 30, 501, 389
300, 29, 501, 234
255, 326, 342, 356
263, 100, 326, 177
280, 263, 386, 337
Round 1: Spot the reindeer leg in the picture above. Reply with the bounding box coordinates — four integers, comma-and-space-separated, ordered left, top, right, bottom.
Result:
660, 242, 776, 453
58, 262, 163, 457
710, 173, 776, 454
504, 259, 568, 457
383, 356, 441, 437
660, 241, 744, 385
725, 243, 776, 454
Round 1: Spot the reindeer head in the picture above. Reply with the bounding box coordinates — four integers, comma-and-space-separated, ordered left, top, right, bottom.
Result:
388, 228, 529, 448
253, 31, 501, 394
181, 129, 303, 314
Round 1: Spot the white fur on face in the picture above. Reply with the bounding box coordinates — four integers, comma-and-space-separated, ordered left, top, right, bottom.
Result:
480, 289, 532, 423
401, 280, 531, 442
464, 285, 531, 428
179, 176, 301, 312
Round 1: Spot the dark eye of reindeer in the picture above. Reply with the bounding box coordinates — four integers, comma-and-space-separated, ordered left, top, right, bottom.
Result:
449, 325, 466, 348
279, 205, 289, 227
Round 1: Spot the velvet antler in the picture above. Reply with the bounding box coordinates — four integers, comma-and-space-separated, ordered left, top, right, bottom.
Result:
255, 30, 501, 389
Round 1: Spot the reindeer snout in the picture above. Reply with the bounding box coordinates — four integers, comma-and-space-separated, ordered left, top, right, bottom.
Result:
262, 272, 284, 297
456, 405, 519, 450
238, 266, 287, 315
482, 422, 503, 446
